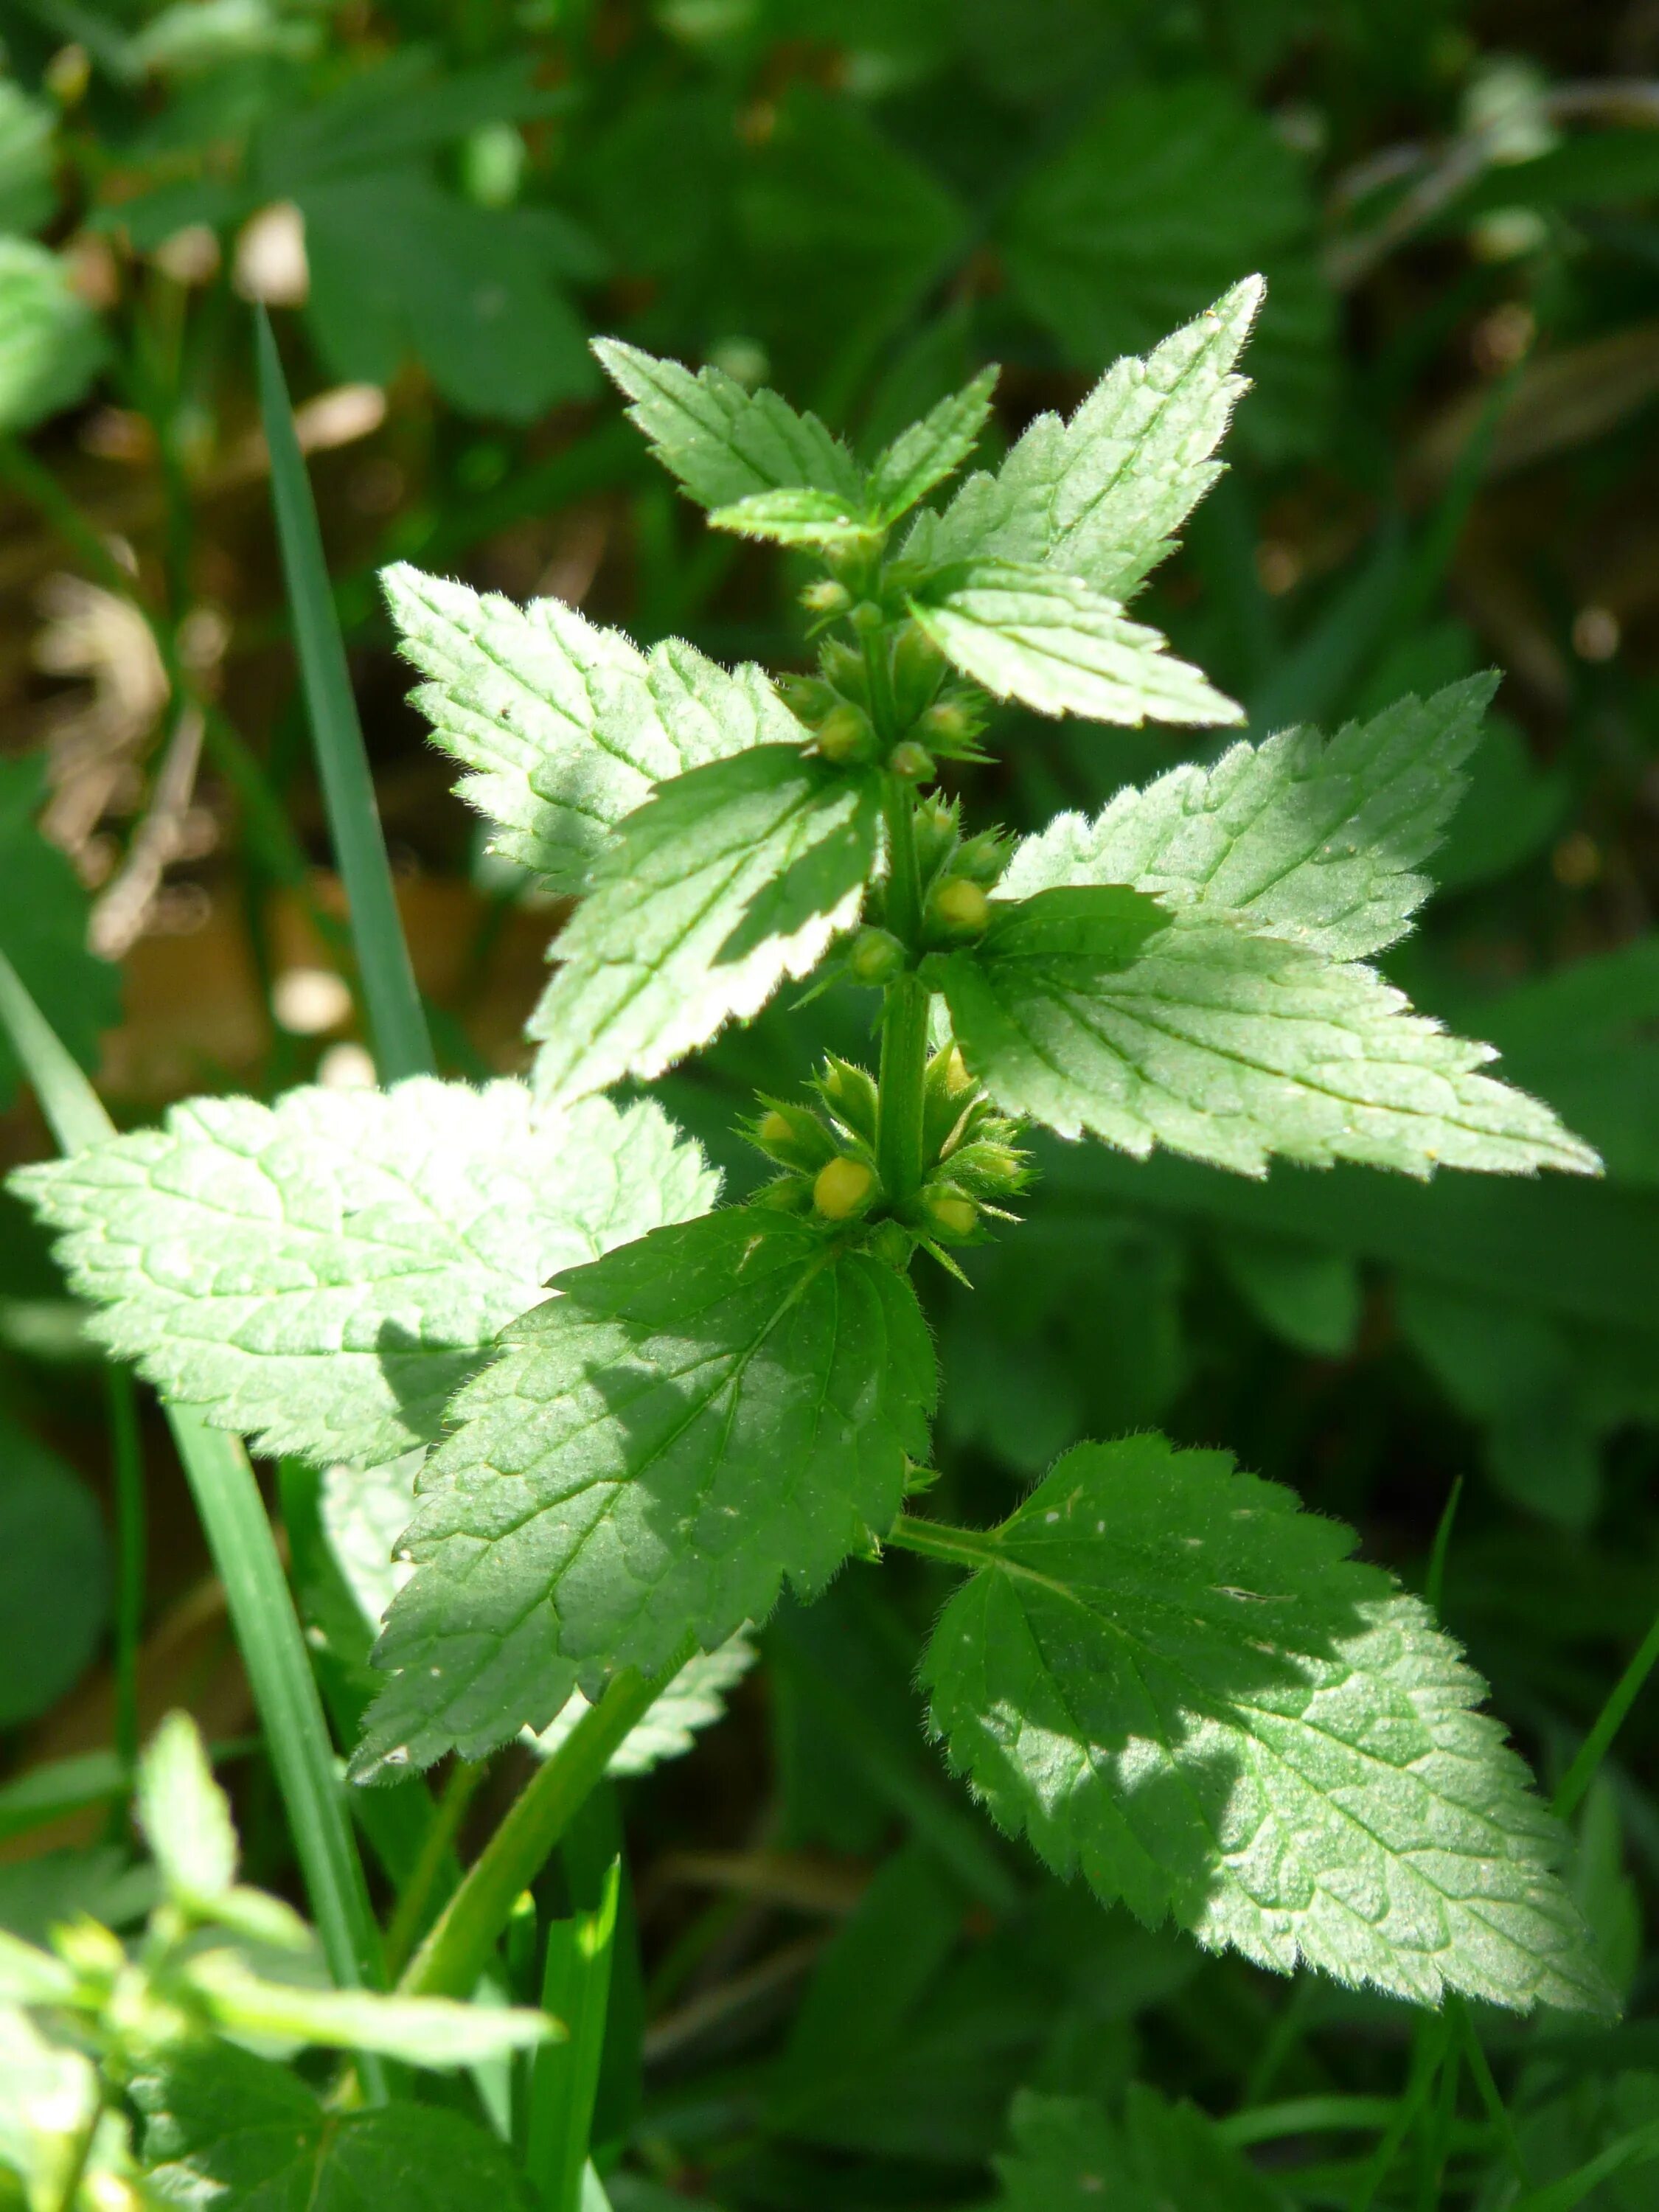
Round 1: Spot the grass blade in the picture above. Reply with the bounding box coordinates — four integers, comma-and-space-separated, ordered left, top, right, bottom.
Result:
1553, 1600, 1659, 1824
254, 309, 434, 1084
0, 950, 389, 2078
526, 1793, 623, 2212
106, 1366, 145, 1775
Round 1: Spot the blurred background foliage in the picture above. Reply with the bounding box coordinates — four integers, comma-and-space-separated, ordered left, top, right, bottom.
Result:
2, 1, 1659, 2206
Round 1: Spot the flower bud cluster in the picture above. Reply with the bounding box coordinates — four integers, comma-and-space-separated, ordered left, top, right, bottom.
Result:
779, 613, 985, 785
746, 1057, 883, 1227
911, 1044, 1031, 1251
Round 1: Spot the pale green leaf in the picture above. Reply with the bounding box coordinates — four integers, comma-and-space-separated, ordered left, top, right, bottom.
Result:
1000, 83, 1331, 462
136, 2041, 536, 2210
0, 754, 122, 1111
0, 2006, 104, 2208
997, 2084, 1287, 2212
867, 366, 999, 524
922, 1433, 1614, 2013
138, 1712, 238, 1905
383, 563, 797, 894
709, 487, 882, 550
527, 1635, 758, 1776
1002, 678, 1498, 960
0, 1931, 75, 2008
13, 1081, 717, 1472
187, 1952, 555, 2067
0, 238, 106, 435
911, 282, 1259, 599
593, 336, 864, 509
908, 560, 1242, 728
357, 1209, 934, 1776
0, 83, 55, 235
529, 747, 880, 1109
936, 907, 1601, 1180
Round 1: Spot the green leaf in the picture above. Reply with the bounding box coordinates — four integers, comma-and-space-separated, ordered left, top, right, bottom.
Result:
185, 1952, 555, 2067
136, 2041, 536, 2209
0, 754, 122, 1111
138, 1711, 238, 1905
0, 237, 106, 434
908, 561, 1242, 728
922, 1434, 1614, 2013
0, 1415, 108, 1729
529, 748, 880, 1109
13, 1081, 716, 1472
1001, 678, 1498, 960
358, 1209, 934, 1775
708, 487, 883, 551
527, 1635, 758, 1777
1000, 82, 1332, 461
0, 1931, 74, 2008
936, 907, 1601, 1180
383, 563, 797, 894
0, 83, 55, 236
910, 282, 1259, 600
866, 366, 999, 524
593, 337, 864, 509
0, 2006, 105, 2208
997, 2084, 1287, 2211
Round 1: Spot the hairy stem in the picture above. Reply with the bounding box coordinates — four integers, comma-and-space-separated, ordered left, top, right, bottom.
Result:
884, 1514, 1001, 1573
875, 779, 931, 1203
400, 1668, 664, 2000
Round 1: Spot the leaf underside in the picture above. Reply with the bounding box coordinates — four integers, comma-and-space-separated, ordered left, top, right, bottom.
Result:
922, 1433, 1613, 2014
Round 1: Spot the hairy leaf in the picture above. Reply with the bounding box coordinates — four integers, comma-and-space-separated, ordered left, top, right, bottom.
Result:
936, 908, 1600, 1179
867, 366, 1000, 524
1003, 678, 1497, 960
709, 487, 883, 551
908, 561, 1242, 728
529, 746, 879, 1108
136, 2042, 535, 2211
997, 2085, 1286, 2212
383, 563, 797, 893
922, 1434, 1613, 2013
594, 337, 863, 509
911, 281, 1260, 599
357, 1210, 934, 1776
13, 1082, 717, 1471
137, 1713, 237, 1906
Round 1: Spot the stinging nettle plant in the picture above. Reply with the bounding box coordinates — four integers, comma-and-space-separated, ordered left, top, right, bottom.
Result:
15, 274, 1618, 2022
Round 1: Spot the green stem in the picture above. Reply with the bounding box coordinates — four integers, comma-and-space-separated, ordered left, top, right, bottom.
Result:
0, 952, 388, 2096
400, 1669, 664, 2000
874, 779, 931, 1203
384, 1758, 487, 1978
254, 309, 434, 1085
1552, 1600, 1659, 1824
885, 1514, 1002, 1573
105, 1367, 145, 1776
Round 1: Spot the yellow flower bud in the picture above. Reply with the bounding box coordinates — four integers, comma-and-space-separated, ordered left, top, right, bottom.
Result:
813, 1156, 876, 1220
757, 1109, 794, 1147
932, 878, 990, 936
924, 1192, 978, 1240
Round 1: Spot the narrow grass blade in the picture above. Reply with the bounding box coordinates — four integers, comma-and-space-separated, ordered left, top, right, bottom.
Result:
526, 1794, 623, 2212
1554, 1601, 1659, 1823
0, 950, 388, 2077
254, 309, 434, 1083
107, 1366, 145, 1775
1512, 2117, 1659, 2212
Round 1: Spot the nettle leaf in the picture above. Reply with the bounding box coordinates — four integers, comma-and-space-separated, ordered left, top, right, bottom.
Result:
527, 1634, 758, 1776
908, 561, 1242, 729
911, 280, 1260, 601
936, 906, 1599, 1180
922, 1435, 1614, 2014
529, 746, 880, 1109
384, 563, 797, 894
997, 2085, 1286, 2212
594, 336, 864, 510
1003, 678, 1497, 961
13, 1081, 717, 1472
867, 366, 1000, 525
709, 487, 883, 552
137, 1713, 237, 1907
357, 1209, 934, 1776
136, 2042, 535, 2212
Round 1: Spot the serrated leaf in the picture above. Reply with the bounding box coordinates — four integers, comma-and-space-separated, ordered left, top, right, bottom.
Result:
529, 747, 879, 1109
594, 337, 864, 509
936, 907, 1601, 1180
13, 1082, 717, 1472
911, 282, 1259, 600
0, 238, 107, 434
922, 1433, 1614, 2013
383, 563, 798, 894
527, 1634, 758, 1776
908, 561, 1242, 729
709, 487, 883, 550
358, 1209, 934, 1776
999, 83, 1331, 462
867, 366, 1000, 524
186, 1952, 554, 2067
137, 1712, 238, 1905
136, 2042, 535, 2211
997, 2084, 1287, 2212
0, 755, 122, 1111
1002, 678, 1497, 960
